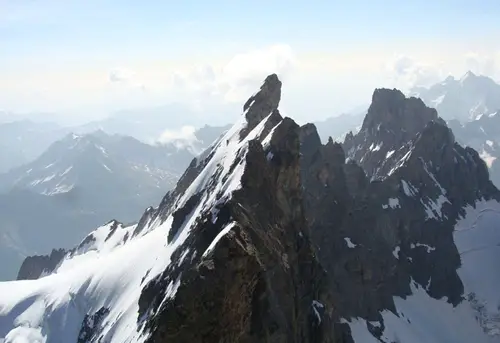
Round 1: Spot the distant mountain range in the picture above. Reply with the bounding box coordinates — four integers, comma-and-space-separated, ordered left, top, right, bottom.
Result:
0, 120, 70, 173
314, 110, 366, 143
0, 126, 228, 280
411, 71, 500, 121
448, 111, 500, 187
74, 103, 238, 143
0, 189, 103, 280
0, 131, 181, 209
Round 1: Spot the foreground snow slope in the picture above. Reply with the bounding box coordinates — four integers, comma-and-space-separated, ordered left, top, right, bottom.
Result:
345, 199, 500, 342
454, 200, 500, 336
347, 284, 499, 343
0, 106, 281, 342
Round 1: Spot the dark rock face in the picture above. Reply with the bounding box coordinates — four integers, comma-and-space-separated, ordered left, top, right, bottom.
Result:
168, 192, 203, 243
138, 115, 337, 343
241, 74, 282, 139
300, 125, 405, 321
362, 89, 442, 139
16, 248, 67, 280
77, 307, 110, 343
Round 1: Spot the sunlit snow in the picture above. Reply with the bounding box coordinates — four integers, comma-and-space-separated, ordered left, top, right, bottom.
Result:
344, 237, 357, 248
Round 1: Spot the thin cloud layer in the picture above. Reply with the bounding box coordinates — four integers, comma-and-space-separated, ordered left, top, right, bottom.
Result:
158, 125, 198, 144
109, 69, 135, 83
386, 55, 444, 90
2, 42, 500, 123
168, 44, 297, 104
464, 52, 500, 79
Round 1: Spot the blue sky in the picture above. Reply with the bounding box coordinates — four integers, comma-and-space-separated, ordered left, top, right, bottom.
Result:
1, 0, 499, 123
3, 0, 498, 56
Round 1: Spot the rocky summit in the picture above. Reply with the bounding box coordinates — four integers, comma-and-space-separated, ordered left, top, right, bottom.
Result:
343, 88, 446, 180
1, 75, 500, 343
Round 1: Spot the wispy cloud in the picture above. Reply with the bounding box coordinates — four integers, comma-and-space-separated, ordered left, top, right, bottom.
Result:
157, 126, 201, 151
464, 52, 500, 78
385, 55, 445, 89
168, 44, 297, 104
108, 68, 146, 91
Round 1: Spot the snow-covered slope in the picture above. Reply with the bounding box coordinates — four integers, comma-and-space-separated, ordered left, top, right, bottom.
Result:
344, 199, 500, 343
346, 283, 499, 343
411, 71, 500, 122
454, 200, 500, 336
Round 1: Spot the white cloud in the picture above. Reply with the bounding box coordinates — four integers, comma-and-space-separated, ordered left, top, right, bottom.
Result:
385, 55, 444, 89
463, 52, 500, 78
108, 68, 146, 92
3, 42, 500, 125
220, 44, 296, 99
392, 56, 414, 75
168, 44, 297, 104
158, 125, 199, 146
109, 68, 134, 83
383, 51, 500, 92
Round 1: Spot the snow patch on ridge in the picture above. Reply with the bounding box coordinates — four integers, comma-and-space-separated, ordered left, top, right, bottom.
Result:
392, 246, 400, 259
401, 180, 417, 197
382, 198, 400, 209
480, 150, 497, 168
410, 243, 436, 253
369, 142, 383, 152
344, 237, 357, 248
431, 94, 446, 107
421, 195, 450, 220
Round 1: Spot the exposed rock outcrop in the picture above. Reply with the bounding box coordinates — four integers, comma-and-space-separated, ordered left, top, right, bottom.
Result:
242, 73, 282, 137
16, 248, 67, 280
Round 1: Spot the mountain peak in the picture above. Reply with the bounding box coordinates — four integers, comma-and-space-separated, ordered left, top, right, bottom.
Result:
415, 71, 500, 121
460, 70, 477, 84
444, 75, 455, 83
242, 73, 282, 132
362, 88, 441, 135
344, 88, 446, 179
